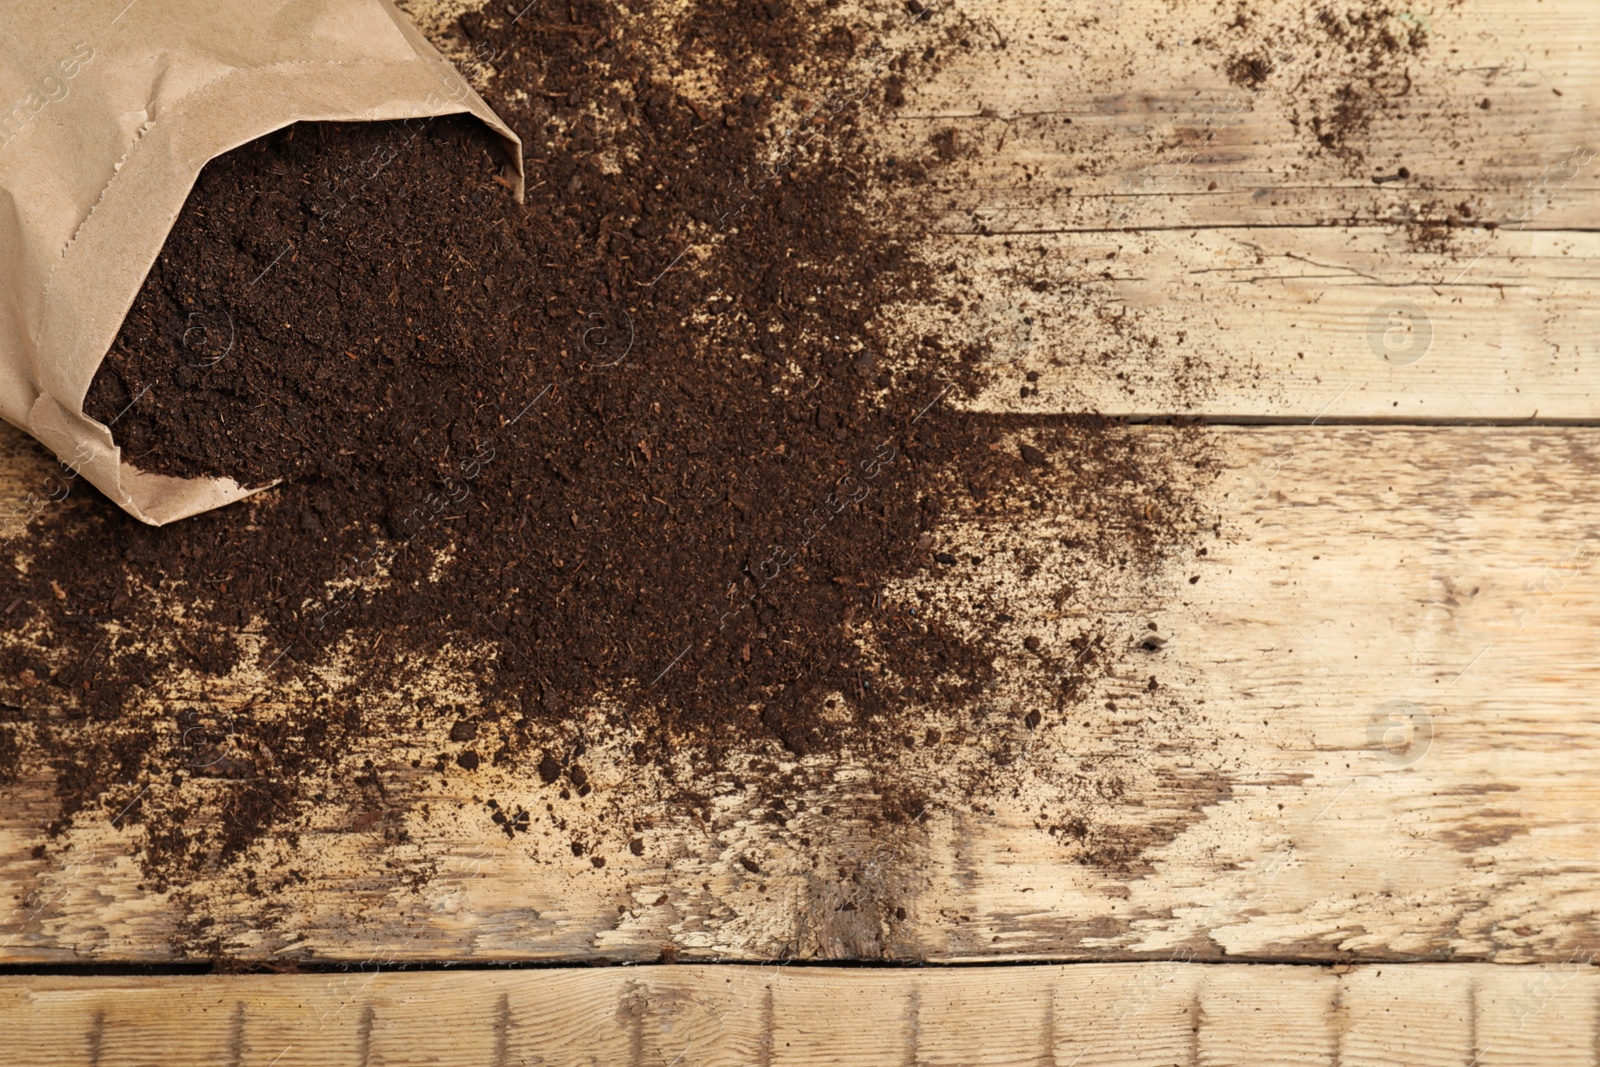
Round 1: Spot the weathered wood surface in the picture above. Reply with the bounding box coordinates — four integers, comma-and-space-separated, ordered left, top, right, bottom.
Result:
883, 0, 1600, 419
7, 963, 1600, 1066
7, 422, 1600, 963
6, 0, 1600, 970
906, 0, 1598, 234
936, 227, 1600, 421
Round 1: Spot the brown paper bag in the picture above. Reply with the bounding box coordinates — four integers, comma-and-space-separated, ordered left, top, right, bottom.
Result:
0, 0, 522, 524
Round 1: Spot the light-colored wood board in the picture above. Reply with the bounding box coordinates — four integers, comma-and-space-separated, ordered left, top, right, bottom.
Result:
7, 422, 1600, 964
854, 0, 1600, 419
919, 226, 1600, 419
893, 0, 1600, 234
5, 963, 1600, 1067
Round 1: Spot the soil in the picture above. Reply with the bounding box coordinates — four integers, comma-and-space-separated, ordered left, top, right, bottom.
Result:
2, 0, 1222, 923
1206, 1, 1440, 174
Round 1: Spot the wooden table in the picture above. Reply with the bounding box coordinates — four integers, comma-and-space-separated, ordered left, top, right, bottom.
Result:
6, 0, 1600, 1061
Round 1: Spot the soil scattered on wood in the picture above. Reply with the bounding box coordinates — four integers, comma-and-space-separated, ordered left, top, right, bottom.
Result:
1207, 1, 1436, 173
1, 0, 1219, 931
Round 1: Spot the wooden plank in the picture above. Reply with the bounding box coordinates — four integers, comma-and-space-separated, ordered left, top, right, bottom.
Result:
921, 226, 1600, 419
898, 0, 1600, 234
418, 0, 1600, 422
868, 0, 1600, 418
8, 421, 1600, 963
907, 422, 1600, 964
4, 963, 1599, 1066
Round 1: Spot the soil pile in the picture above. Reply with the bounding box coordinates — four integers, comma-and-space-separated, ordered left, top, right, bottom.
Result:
1, 0, 1214, 897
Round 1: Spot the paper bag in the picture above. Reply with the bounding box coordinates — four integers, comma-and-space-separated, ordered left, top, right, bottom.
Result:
0, 0, 523, 524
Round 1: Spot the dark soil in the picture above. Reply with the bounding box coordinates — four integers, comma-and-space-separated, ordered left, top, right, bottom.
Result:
1206, 1, 1436, 174
2, 0, 1216, 907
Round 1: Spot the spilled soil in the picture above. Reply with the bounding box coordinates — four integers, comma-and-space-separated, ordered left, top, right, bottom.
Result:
1208, 1, 1434, 173
1, 0, 1226, 943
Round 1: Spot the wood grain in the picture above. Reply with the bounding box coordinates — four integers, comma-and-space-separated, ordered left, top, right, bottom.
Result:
930, 227, 1600, 420
901, 0, 1600, 234
878, 0, 1600, 418
5, 963, 1599, 1066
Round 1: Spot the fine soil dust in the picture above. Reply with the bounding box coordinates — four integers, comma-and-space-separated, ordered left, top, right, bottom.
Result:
1, 0, 1231, 949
